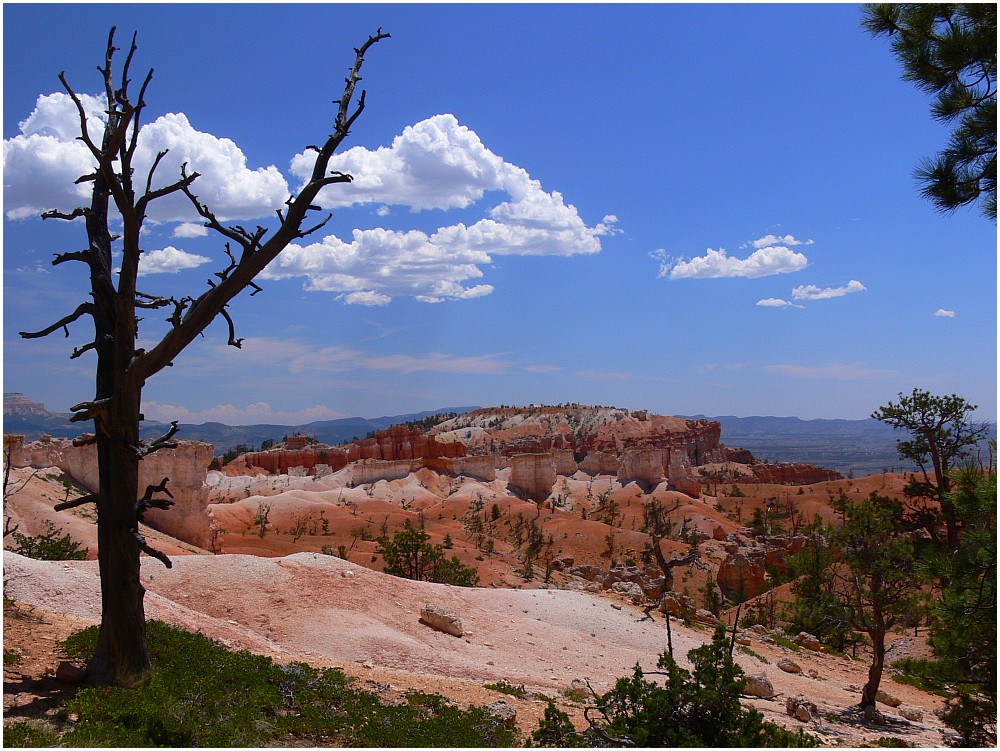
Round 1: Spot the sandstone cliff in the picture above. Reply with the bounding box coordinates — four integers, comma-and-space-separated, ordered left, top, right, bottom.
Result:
10, 436, 214, 547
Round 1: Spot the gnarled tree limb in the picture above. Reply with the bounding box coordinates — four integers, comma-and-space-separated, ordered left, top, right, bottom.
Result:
19, 303, 94, 340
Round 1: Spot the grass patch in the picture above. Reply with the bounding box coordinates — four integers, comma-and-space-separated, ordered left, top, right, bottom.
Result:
737, 645, 769, 664
37, 620, 518, 747
771, 634, 802, 652
559, 686, 590, 704
484, 679, 531, 700
4, 720, 61, 747
5, 647, 24, 667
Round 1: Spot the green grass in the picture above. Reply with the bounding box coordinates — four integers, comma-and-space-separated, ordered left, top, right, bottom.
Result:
10, 620, 516, 747
736, 645, 769, 664
771, 634, 802, 652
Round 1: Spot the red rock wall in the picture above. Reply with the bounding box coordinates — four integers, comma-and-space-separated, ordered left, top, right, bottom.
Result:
241, 447, 349, 476
748, 463, 843, 485
346, 425, 465, 462
581, 418, 725, 466
235, 425, 465, 477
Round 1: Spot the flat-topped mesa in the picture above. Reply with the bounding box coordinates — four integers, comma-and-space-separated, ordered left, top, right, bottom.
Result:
747, 463, 843, 485
230, 424, 466, 478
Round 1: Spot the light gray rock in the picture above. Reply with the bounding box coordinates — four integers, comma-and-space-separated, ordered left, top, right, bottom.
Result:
876, 688, 903, 707
786, 694, 818, 723
900, 707, 923, 722
778, 657, 802, 674
744, 672, 775, 698
485, 699, 517, 727
419, 603, 463, 637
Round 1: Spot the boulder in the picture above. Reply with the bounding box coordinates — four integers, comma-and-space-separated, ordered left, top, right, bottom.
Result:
744, 672, 775, 698
659, 590, 695, 618
900, 707, 923, 722
777, 657, 802, 674
793, 631, 824, 652
55, 661, 87, 684
610, 581, 644, 602
786, 694, 818, 723
419, 604, 463, 637
876, 688, 902, 707
694, 608, 720, 625
484, 699, 517, 727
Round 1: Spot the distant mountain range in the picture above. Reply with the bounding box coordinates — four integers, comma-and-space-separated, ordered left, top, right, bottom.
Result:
4, 393, 994, 477
2, 393, 478, 453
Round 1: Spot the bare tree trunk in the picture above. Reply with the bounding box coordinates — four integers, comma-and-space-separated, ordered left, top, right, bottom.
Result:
87, 389, 150, 685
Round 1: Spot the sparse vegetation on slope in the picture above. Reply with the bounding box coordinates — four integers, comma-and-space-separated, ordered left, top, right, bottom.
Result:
4, 620, 516, 747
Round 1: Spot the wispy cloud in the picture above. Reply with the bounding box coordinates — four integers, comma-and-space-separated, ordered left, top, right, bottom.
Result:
933, 308, 956, 318
764, 362, 889, 380
523, 364, 562, 374
288, 344, 510, 375
792, 279, 866, 301
143, 400, 347, 426
749, 234, 813, 249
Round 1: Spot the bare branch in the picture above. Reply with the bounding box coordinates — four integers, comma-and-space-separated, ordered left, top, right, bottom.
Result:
135, 291, 171, 310
297, 212, 334, 238
19, 303, 94, 340
220, 307, 243, 348
54, 492, 100, 512
69, 396, 112, 423
72, 433, 98, 447
41, 207, 89, 222
133, 529, 172, 568
70, 341, 99, 360
53, 250, 91, 266
134, 421, 179, 458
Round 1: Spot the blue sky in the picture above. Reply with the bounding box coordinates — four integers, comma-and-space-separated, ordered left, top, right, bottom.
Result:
3, 3, 996, 425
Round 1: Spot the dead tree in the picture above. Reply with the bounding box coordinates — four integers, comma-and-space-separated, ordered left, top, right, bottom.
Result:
18, 26, 388, 686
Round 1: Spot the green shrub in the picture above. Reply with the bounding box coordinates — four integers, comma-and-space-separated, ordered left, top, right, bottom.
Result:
10, 520, 88, 561
485, 680, 531, 699
532, 626, 817, 748
53, 620, 515, 747
3, 721, 60, 747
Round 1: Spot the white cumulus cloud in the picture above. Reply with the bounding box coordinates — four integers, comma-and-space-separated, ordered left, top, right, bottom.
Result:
660, 245, 809, 280
137, 246, 211, 275
4, 93, 289, 222
262, 227, 494, 304
933, 308, 956, 318
792, 279, 866, 301
756, 297, 803, 308
172, 222, 209, 238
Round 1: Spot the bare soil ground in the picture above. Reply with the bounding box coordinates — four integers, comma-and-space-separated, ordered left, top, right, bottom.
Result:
3, 466, 954, 746
4, 550, 953, 747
